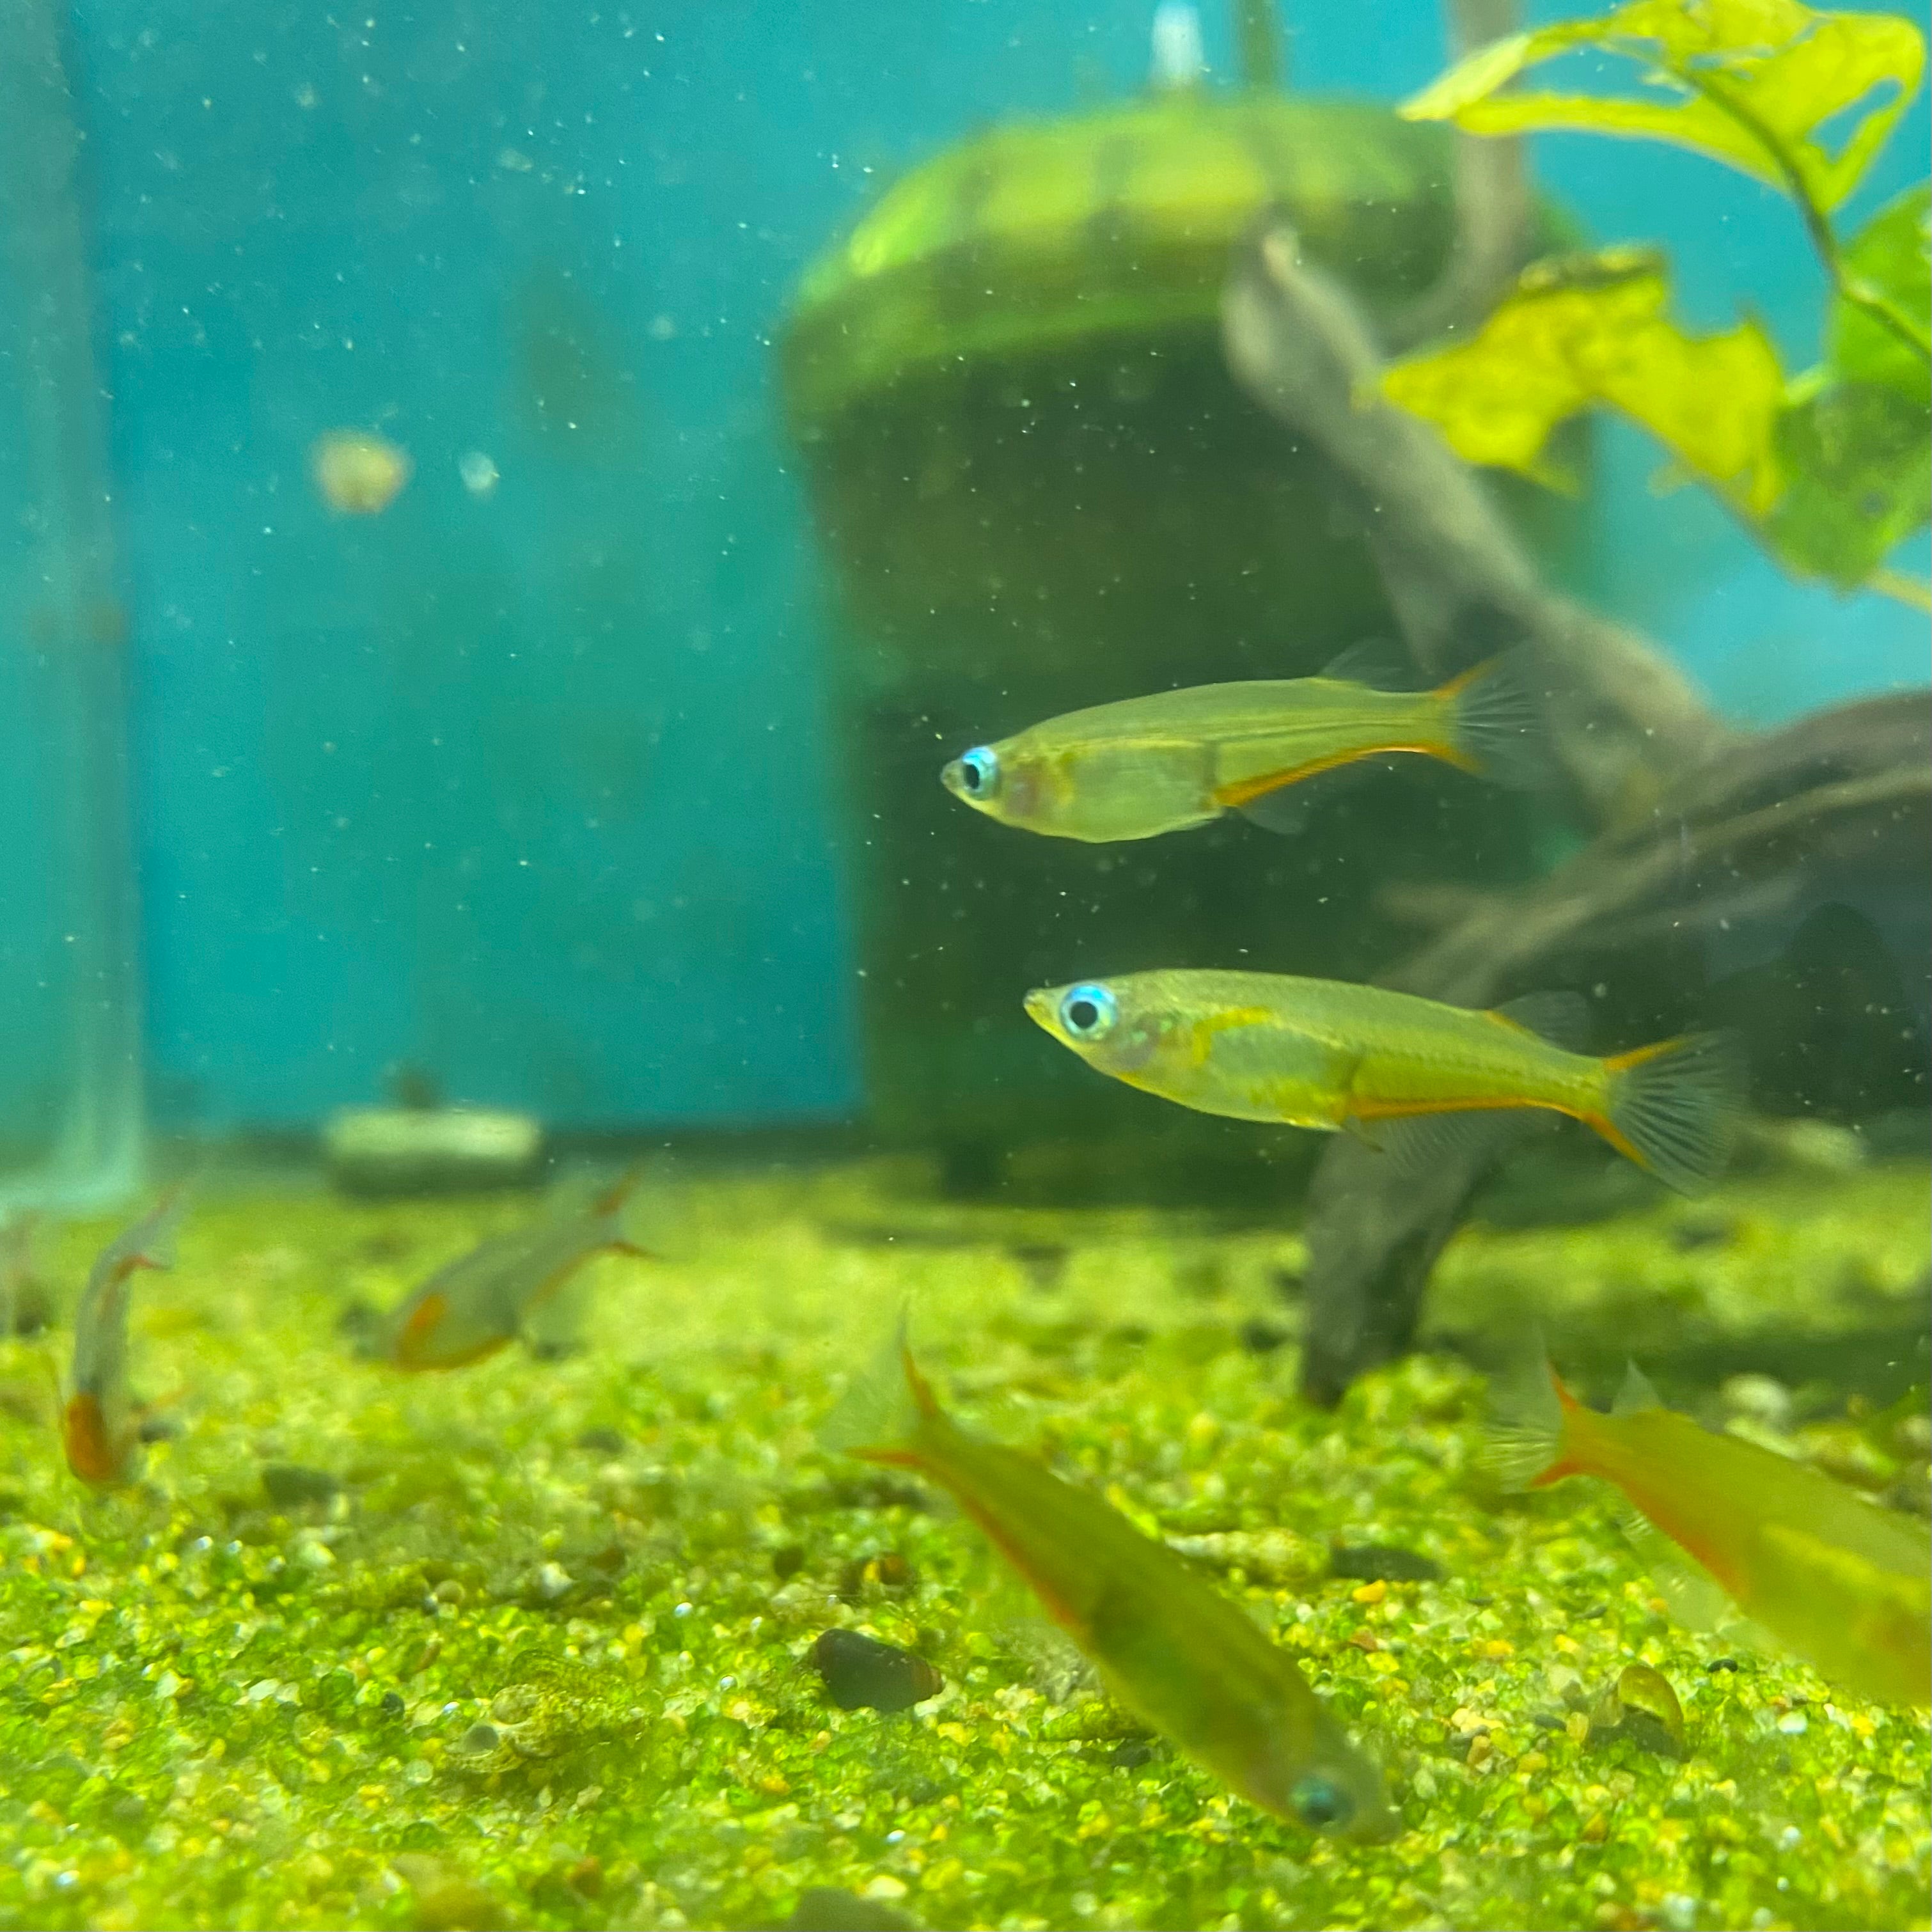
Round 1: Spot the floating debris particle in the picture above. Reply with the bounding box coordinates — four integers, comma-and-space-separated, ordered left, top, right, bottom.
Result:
458, 450, 500, 496
1331, 1543, 1442, 1583
261, 1463, 342, 1509
311, 430, 412, 515
810, 1628, 943, 1713
1589, 1663, 1687, 1759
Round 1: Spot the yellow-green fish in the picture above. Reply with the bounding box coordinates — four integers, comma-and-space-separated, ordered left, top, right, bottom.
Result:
385, 1174, 648, 1371
941, 647, 1543, 842
1494, 1362, 1931, 1707
1025, 970, 1743, 1195
827, 1336, 1396, 1839
64, 1193, 185, 1488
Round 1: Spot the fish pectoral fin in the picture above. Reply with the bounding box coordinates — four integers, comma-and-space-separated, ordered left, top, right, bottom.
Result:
1339, 1113, 1385, 1152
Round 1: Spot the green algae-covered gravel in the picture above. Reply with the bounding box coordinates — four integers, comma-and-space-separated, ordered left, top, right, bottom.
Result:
1, 1158, 1926, 1931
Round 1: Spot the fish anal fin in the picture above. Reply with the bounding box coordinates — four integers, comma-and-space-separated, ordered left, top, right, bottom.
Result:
1491, 991, 1594, 1053
1618, 1505, 1738, 1633
1359, 1106, 1544, 1182
1318, 638, 1424, 691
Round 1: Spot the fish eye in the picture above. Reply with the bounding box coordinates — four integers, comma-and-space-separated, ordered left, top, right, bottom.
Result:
1291, 1773, 1353, 1830
956, 747, 1000, 798
1058, 982, 1118, 1041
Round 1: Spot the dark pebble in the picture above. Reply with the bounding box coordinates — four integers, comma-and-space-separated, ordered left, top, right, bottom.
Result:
1238, 1317, 1291, 1355
576, 1427, 626, 1456
262, 1464, 342, 1509
381, 1691, 407, 1718
1708, 1657, 1741, 1672
1009, 1241, 1067, 1290
1330, 1543, 1441, 1583
458, 1723, 500, 1756
810, 1628, 943, 1713
1670, 1214, 1734, 1252
772, 1544, 806, 1580
1108, 1740, 1156, 1770
783, 1887, 914, 1932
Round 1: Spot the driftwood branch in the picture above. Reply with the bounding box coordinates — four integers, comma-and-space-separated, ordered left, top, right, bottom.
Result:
1388, 0, 1536, 350
1294, 695, 1930, 1404
1222, 216, 1725, 824
1218, 207, 1928, 1405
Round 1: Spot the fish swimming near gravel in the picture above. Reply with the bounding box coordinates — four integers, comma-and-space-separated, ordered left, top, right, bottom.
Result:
1026, 970, 1744, 1197
63, 1193, 185, 1488
1492, 1359, 1931, 1707
384, 1172, 650, 1371
941, 644, 1545, 843
824, 1330, 1397, 1839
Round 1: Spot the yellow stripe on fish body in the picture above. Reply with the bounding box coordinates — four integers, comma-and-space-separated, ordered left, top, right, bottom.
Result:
941, 650, 1544, 844
1025, 970, 1745, 1195
827, 1340, 1395, 1839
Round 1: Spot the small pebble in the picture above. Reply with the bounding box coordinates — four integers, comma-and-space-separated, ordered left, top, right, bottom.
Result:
810, 1628, 943, 1713
1777, 1709, 1809, 1734
772, 1544, 806, 1580
575, 1427, 626, 1456
1719, 1374, 1793, 1434
783, 1887, 913, 1932
432, 1578, 466, 1607
535, 1562, 574, 1603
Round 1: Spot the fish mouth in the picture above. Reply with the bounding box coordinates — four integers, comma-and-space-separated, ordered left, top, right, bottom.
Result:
1021, 987, 1060, 1038
939, 758, 978, 806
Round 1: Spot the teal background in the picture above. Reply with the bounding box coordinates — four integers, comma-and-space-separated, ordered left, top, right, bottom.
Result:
1, 0, 1926, 1137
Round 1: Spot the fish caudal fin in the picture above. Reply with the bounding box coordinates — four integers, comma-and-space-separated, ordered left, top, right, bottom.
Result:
818, 1310, 939, 1466
1482, 1346, 1583, 1491
1438, 648, 1550, 790
1599, 1030, 1747, 1197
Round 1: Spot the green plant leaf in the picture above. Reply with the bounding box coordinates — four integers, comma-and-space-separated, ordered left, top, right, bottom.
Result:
1379, 248, 1787, 515
1401, 0, 1925, 214
1830, 184, 1932, 397
1762, 378, 1931, 585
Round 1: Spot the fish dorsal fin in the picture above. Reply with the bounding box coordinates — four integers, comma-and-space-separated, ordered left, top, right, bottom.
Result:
1491, 991, 1593, 1053
1613, 1361, 1663, 1416
1317, 638, 1424, 692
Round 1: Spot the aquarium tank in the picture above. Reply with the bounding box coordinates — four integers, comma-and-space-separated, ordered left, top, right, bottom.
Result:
1, 0, 1928, 1926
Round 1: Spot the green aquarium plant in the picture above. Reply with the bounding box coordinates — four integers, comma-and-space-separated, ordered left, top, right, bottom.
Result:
1379, 0, 1931, 608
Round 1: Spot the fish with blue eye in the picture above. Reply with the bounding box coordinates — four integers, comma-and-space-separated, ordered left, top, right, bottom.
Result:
941, 645, 1545, 843
823, 1326, 1397, 1839
1027, 970, 1745, 1197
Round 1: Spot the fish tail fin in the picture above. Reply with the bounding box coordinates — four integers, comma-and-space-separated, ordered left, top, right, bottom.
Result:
1596, 1030, 1747, 1197
1484, 1341, 1587, 1490
1436, 647, 1550, 790
819, 1308, 941, 1466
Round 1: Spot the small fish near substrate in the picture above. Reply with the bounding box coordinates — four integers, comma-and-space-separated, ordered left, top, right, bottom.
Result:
0, 1158, 1926, 1931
